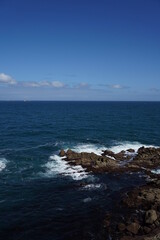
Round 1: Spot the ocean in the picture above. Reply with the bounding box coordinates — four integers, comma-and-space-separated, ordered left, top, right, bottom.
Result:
0, 101, 160, 240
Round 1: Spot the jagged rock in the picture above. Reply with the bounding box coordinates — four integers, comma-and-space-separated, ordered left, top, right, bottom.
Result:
102, 149, 131, 161
59, 149, 66, 157
102, 149, 115, 158
126, 149, 135, 153
143, 226, 151, 234
155, 220, 160, 227
129, 147, 160, 170
60, 149, 120, 172
60, 146, 160, 173
59, 147, 160, 240
126, 222, 140, 235
145, 210, 157, 224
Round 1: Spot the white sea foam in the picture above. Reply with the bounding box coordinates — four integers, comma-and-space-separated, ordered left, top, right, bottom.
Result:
65, 141, 158, 157
108, 141, 158, 154
66, 143, 105, 156
45, 155, 89, 180
151, 169, 160, 174
83, 197, 92, 203
82, 183, 106, 190
0, 158, 7, 172
44, 141, 159, 180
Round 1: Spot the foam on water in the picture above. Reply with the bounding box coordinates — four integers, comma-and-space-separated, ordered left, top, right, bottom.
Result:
151, 169, 160, 174
44, 155, 89, 180
108, 141, 158, 154
82, 183, 107, 190
68, 143, 105, 155
65, 142, 158, 157
44, 141, 159, 181
0, 158, 7, 172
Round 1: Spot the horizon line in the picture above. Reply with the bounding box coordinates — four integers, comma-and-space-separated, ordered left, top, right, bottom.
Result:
0, 100, 160, 103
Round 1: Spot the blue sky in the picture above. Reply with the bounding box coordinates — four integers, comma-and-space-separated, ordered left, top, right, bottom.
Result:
0, 0, 160, 100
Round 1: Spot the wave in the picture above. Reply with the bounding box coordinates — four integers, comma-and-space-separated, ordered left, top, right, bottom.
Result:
44, 155, 89, 180
65, 143, 105, 155
41, 141, 159, 181
107, 141, 158, 154
151, 169, 160, 174
65, 141, 158, 155
0, 158, 7, 172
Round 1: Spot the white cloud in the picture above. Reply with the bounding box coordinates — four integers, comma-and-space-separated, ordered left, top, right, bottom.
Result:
111, 84, 123, 89
0, 73, 17, 85
23, 82, 40, 87
23, 80, 65, 88
51, 81, 65, 88
75, 82, 90, 89
105, 84, 128, 89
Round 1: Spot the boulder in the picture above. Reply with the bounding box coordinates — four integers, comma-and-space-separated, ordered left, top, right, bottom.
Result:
59, 149, 66, 157
145, 210, 157, 224
127, 147, 160, 170
126, 222, 140, 235
143, 226, 151, 234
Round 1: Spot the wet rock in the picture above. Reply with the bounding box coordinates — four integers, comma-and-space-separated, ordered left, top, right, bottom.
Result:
118, 223, 126, 232
126, 222, 140, 235
62, 149, 120, 172
155, 220, 160, 227
143, 226, 151, 234
60, 146, 160, 174
102, 149, 131, 161
59, 146, 160, 240
102, 150, 115, 158
59, 149, 66, 157
129, 147, 160, 170
145, 210, 157, 224
126, 149, 135, 153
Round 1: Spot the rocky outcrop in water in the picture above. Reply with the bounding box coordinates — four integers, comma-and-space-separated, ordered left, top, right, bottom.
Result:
59, 146, 160, 240
59, 146, 160, 173
60, 149, 120, 172
127, 147, 160, 170
104, 174, 160, 240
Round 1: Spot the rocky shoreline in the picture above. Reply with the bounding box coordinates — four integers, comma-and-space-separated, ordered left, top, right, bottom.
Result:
59, 146, 160, 239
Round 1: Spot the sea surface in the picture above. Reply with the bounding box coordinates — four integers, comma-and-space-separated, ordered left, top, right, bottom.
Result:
0, 101, 160, 240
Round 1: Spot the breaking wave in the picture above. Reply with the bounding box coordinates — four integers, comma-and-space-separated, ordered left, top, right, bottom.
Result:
151, 169, 160, 174
43, 141, 159, 181
66, 141, 158, 155
108, 141, 158, 154
44, 155, 89, 180
0, 158, 7, 172
66, 143, 105, 155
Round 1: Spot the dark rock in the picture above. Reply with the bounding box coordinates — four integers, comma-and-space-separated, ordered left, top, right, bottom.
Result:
145, 210, 157, 224
155, 220, 160, 227
59, 149, 66, 157
126, 222, 140, 235
143, 226, 151, 234
128, 147, 160, 170
118, 223, 126, 232
126, 149, 135, 153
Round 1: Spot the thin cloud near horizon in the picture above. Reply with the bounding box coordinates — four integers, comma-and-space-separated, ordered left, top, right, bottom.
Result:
0, 72, 91, 90
0, 72, 129, 91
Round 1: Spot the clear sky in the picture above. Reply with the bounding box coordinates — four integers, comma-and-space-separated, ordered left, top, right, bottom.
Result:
0, 0, 160, 101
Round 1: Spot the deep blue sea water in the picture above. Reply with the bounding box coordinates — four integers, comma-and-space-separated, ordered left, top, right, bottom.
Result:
0, 101, 160, 240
